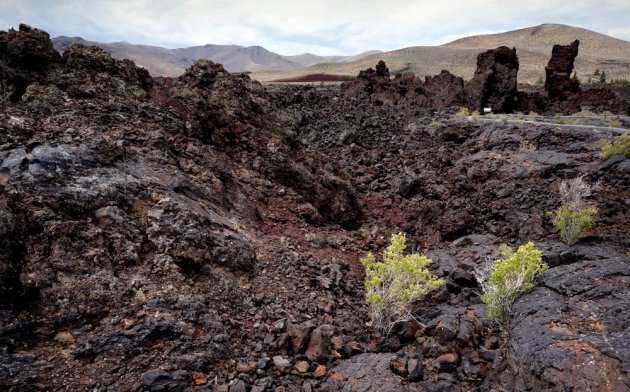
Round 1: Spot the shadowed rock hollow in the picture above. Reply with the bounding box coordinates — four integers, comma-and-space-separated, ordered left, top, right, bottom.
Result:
1, 24, 629, 391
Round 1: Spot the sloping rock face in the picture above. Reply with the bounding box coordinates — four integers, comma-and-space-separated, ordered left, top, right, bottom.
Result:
464, 46, 519, 113
507, 248, 629, 390
545, 39, 580, 100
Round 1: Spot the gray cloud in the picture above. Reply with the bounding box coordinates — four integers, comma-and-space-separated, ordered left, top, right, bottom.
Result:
1, 0, 629, 55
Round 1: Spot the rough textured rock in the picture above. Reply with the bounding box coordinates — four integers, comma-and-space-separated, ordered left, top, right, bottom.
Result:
421, 70, 466, 110
464, 46, 519, 113
508, 248, 630, 391
0, 24, 62, 102
545, 40, 580, 100
1, 24, 630, 392
341, 62, 465, 110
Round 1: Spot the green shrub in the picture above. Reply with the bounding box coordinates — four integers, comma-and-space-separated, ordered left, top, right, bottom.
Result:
455, 107, 479, 118
547, 206, 598, 245
608, 118, 622, 128
455, 107, 471, 117
600, 133, 630, 159
361, 232, 444, 334
476, 242, 547, 329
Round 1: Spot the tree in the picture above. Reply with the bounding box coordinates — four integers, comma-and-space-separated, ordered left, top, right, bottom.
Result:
600, 71, 607, 84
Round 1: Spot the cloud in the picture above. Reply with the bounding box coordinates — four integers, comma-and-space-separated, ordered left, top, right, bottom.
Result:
1, 0, 629, 54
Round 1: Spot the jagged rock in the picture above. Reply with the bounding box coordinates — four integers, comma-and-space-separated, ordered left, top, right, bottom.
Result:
464, 46, 519, 113
0, 24, 62, 102
63, 44, 153, 92
342, 62, 465, 110
287, 321, 314, 353
305, 325, 334, 362
421, 70, 465, 110
545, 40, 580, 100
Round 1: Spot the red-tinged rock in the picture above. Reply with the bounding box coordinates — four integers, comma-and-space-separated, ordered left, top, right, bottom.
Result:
287, 321, 314, 353
236, 361, 256, 373
305, 324, 334, 362
435, 352, 460, 373
314, 364, 327, 378
389, 356, 408, 377
192, 372, 207, 385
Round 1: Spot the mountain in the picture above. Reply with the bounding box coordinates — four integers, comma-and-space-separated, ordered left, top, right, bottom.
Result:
51, 36, 379, 77
253, 24, 630, 84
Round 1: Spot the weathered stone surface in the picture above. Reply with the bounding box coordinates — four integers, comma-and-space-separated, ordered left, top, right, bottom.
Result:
0, 24, 62, 102
545, 40, 580, 100
287, 321, 314, 353
509, 250, 630, 390
305, 325, 334, 362
323, 353, 419, 391
464, 46, 519, 113
421, 70, 465, 110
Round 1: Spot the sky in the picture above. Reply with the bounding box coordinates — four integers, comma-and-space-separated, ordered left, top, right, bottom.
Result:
1, 0, 630, 56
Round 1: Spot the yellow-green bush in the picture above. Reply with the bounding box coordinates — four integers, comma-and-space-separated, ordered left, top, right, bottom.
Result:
477, 242, 547, 329
361, 232, 444, 334
547, 206, 598, 245
608, 118, 622, 128
600, 133, 630, 159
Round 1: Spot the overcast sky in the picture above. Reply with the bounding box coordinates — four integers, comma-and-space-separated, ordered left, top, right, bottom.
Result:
1, 0, 629, 55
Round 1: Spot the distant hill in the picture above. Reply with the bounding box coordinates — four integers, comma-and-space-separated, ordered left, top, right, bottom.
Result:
51, 36, 380, 77
252, 24, 630, 84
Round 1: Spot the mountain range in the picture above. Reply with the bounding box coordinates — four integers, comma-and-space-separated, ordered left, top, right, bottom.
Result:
52, 24, 630, 84
51, 36, 380, 77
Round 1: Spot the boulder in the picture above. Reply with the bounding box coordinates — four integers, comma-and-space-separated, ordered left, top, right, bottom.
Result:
464, 46, 519, 113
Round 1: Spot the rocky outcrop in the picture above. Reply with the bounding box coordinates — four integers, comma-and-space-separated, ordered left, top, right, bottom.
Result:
63, 43, 154, 92
421, 70, 466, 110
545, 40, 580, 100
0, 24, 62, 102
464, 46, 519, 113
341, 61, 465, 110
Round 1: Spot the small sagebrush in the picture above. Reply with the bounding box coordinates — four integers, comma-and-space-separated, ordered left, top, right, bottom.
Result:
361, 232, 444, 335
547, 206, 598, 245
547, 176, 598, 245
600, 133, 630, 159
475, 242, 547, 329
